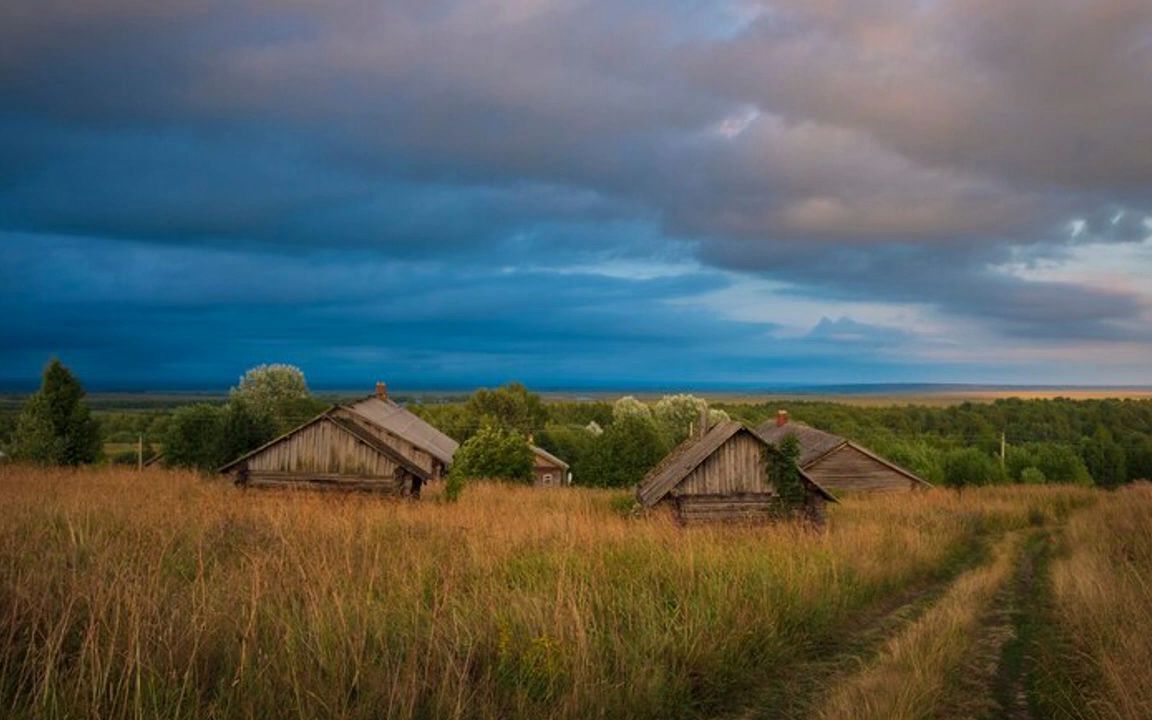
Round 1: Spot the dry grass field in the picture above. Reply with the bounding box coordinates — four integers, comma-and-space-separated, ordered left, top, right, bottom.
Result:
0, 466, 1147, 720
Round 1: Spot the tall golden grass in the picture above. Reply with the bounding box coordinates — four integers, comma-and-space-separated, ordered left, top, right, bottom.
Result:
0, 466, 1096, 719
1044, 483, 1152, 720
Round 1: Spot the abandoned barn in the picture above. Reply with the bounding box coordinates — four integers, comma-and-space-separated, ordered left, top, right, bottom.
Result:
219, 382, 459, 493
636, 419, 837, 524
757, 411, 931, 493
531, 444, 571, 486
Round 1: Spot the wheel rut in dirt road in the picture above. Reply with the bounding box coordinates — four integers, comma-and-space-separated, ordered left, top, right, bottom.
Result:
713, 533, 1000, 720
933, 530, 1049, 720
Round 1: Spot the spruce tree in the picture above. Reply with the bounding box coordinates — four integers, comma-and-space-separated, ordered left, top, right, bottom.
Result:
769, 434, 808, 509
12, 359, 101, 465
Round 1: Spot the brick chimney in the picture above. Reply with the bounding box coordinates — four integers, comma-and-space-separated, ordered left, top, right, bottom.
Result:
776, 410, 789, 427
375, 381, 388, 400
698, 403, 709, 440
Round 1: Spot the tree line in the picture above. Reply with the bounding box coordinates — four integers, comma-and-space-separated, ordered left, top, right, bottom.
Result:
4, 359, 1150, 491
414, 390, 1152, 490
715, 398, 1152, 489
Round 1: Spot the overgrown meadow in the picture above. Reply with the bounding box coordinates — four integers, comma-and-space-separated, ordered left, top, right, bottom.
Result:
3, 467, 1143, 719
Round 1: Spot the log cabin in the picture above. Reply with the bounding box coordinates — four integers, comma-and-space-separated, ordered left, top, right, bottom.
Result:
756, 411, 931, 494
636, 415, 836, 524
218, 382, 459, 494
530, 443, 571, 486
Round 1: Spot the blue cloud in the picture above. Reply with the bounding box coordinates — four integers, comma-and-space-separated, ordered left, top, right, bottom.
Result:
2, 0, 1150, 387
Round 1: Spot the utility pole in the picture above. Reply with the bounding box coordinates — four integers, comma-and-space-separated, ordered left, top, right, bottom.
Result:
138, 433, 144, 471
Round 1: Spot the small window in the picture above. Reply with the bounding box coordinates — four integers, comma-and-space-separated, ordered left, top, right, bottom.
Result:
542, 473, 553, 485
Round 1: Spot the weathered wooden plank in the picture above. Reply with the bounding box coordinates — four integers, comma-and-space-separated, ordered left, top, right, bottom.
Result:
242, 418, 403, 479
330, 408, 439, 476
677, 433, 775, 497
246, 471, 401, 493
805, 445, 918, 493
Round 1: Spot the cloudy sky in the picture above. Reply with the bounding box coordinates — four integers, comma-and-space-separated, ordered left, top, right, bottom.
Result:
2, 0, 1151, 389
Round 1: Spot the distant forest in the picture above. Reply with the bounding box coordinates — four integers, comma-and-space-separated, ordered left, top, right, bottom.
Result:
2, 390, 1150, 490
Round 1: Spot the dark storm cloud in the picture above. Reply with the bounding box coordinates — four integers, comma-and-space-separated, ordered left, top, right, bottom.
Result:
4, 233, 938, 388
1, 0, 1150, 384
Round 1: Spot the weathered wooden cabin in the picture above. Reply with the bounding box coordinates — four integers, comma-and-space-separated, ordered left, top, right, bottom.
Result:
756, 411, 931, 494
636, 419, 837, 524
219, 382, 459, 493
530, 444, 570, 486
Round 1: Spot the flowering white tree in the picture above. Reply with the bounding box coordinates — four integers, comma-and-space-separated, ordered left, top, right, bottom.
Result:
612, 396, 652, 422
229, 364, 317, 431
652, 394, 729, 444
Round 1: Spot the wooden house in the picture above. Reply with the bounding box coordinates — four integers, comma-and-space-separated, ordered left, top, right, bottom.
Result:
636, 419, 837, 524
756, 411, 931, 494
219, 382, 459, 494
530, 444, 570, 486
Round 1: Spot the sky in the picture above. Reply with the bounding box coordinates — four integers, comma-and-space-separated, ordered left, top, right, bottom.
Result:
2, 0, 1151, 390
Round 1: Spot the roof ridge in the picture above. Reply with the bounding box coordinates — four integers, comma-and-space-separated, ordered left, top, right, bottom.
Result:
531, 444, 569, 469
342, 396, 459, 465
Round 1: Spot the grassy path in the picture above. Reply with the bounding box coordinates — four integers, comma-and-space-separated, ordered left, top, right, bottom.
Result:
712, 532, 1000, 720
933, 530, 1049, 720
715, 525, 1067, 720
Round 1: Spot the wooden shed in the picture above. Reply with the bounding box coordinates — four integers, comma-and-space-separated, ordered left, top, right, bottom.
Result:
757, 411, 931, 494
636, 420, 837, 524
531, 444, 571, 487
219, 382, 459, 494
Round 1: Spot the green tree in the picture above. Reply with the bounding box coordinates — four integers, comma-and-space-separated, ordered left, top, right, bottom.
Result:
464, 383, 547, 437
1036, 444, 1093, 485
409, 403, 474, 443
214, 401, 276, 469
163, 404, 226, 471
1126, 436, 1152, 481
942, 448, 1002, 488
1080, 427, 1127, 488
580, 413, 666, 488
768, 434, 807, 508
450, 425, 534, 483
11, 359, 101, 465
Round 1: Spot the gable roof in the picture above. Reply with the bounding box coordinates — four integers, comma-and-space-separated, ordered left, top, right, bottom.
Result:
756, 423, 847, 466
636, 421, 837, 507
343, 396, 459, 465
756, 421, 930, 486
531, 445, 569, 470
217, 409, 431, 479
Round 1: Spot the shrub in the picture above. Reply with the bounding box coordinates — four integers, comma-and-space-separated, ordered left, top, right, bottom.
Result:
1020, 466, 1047, 485
451, 426, 534, 483
444, 471, 466, 503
